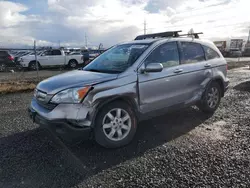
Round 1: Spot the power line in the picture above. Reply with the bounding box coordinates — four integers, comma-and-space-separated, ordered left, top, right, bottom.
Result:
144, 21, 250, 33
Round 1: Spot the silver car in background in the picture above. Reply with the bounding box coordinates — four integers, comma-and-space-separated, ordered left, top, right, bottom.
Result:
29, 32, 229, 148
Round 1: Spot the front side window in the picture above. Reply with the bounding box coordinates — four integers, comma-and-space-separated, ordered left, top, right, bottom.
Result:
203, 45, 220, 60
43, 51, 52, 56
84, 44, 149, 74
180, 42, 205, 64
145, 42, 180, 68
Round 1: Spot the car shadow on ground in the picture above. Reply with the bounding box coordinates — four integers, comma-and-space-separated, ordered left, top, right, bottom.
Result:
233, 81, 250, 92
0, 107, 212, 188
68, 107, 212, 176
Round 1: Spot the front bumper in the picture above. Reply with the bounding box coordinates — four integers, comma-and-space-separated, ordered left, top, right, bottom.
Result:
28, 98, 93, 141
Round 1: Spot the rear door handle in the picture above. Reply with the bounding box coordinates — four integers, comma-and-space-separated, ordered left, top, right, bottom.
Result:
204, 63, 211, 68
173, 69, 183, 73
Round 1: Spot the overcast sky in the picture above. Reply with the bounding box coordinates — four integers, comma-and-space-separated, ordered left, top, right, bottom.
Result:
0, 0, 249, 48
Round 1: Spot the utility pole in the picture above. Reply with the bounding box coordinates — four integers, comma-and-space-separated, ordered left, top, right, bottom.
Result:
144, 19, 147, 35
34, 40, 39, 80
85, 33, 88, 48
248, 28, 250, 43
58, 40, 60, 48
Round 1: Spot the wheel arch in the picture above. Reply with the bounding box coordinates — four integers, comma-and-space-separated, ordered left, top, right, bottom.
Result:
211, 77, 225, 97
90, 96, 139, 128
68, 59, 78, 64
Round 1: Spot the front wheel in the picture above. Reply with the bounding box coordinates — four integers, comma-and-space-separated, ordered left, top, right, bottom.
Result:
198, 82, 222, 113
94, 101, 137, 148
29, 61, 40, 71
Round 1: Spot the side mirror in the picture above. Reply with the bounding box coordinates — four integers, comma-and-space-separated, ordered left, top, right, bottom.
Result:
142, 63, 163, 73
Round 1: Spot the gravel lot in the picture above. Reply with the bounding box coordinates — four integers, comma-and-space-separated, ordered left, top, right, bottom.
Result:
0, 68, 250, 187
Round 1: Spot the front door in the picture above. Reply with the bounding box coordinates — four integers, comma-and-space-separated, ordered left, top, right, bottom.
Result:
39, 50, 52, 66
51, 50, 65, 66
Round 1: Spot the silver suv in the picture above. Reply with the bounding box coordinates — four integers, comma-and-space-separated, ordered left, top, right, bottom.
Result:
29, 32, 229, 148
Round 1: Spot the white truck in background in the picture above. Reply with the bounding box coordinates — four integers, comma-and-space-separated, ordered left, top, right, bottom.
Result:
20, 49, 83, 70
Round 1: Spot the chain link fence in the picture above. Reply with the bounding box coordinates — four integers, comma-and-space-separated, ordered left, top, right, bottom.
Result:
0, 41, 85, 83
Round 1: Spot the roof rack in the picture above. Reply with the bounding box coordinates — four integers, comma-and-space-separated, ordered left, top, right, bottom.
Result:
179, 32, 203, 39
134, 31, 182, 40
134, 31, 203, 40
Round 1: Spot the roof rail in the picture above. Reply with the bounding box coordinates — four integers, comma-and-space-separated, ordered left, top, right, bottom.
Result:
179, 32, 203, 39
134, 31, 203, 40
134, 31, 182, 40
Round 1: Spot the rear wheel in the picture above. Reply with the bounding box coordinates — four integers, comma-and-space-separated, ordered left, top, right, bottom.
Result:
198, 82, 222, 113
94, 101, 137, 148
68, 60, 78, 69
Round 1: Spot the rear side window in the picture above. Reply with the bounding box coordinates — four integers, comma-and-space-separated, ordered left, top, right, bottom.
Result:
52, 50, 62, 55
145, 42, 180, 68
180, 42, 205, 64
203, 45, 220, 60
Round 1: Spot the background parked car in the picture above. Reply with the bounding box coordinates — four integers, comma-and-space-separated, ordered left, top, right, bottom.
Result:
20, 49, 84, 70
229, 49, 242, 57
0, 50, 20, 72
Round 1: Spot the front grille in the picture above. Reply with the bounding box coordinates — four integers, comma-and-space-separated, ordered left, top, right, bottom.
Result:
34, 89, 47, 102
34, 89, 57, 110
36, 99, 57, 110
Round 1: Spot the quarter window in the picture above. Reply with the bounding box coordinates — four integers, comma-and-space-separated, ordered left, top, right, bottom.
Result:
180, 42, 205, 64
145, 42, 180, 68
203, 45, 220, 60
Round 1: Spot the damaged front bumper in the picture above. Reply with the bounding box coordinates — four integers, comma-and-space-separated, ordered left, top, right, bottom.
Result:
28, 98, 93, 141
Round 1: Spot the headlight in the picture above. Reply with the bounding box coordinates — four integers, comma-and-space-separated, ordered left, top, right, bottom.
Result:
50, 86, 91, 104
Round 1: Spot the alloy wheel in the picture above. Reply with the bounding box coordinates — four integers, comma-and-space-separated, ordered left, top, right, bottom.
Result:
207, 87, 219, 108
102, 108, 132, 141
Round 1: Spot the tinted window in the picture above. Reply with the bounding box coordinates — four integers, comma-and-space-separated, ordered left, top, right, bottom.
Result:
0, 51, 7, 56
145, 42, 180, 68
43, 51, 52, 56
180, 42, 205, 64
52, 50, 61, 55
203, 45, 220, 60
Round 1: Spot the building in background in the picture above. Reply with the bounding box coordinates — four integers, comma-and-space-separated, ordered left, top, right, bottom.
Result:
214, 41, 227, 56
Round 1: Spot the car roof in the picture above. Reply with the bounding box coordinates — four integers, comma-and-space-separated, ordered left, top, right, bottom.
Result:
120, 37, 216, 48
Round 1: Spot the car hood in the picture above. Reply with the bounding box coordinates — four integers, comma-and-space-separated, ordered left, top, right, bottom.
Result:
37, 70, 118, 94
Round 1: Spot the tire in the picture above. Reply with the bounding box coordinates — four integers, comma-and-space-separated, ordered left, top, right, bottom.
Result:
68, 60, 78, 69
29, 61, 40, 71
0, 63, 7, 72
94, 101, 137, 148
198, 82, 222, 113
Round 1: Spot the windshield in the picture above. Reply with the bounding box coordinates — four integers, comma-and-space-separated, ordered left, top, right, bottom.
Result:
84, 44, 149, 74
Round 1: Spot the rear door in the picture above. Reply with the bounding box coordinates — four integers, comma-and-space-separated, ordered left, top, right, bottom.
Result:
177, 41, 213, 103
51, 50, 65, 66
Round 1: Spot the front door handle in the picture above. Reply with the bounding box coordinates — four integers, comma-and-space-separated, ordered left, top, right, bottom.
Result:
173, 69, 183, 73
204, 63, 211, 68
